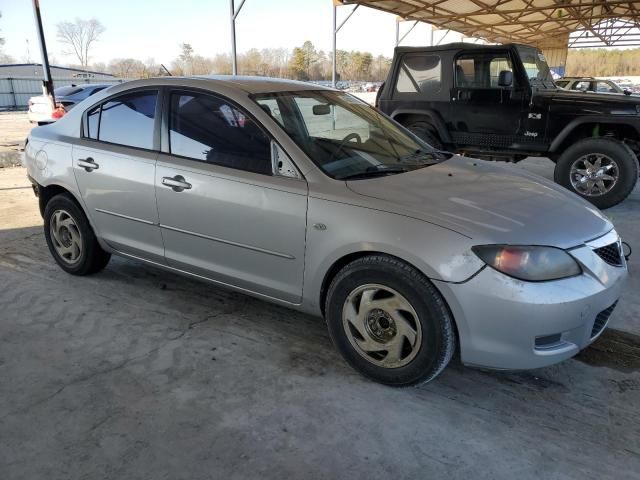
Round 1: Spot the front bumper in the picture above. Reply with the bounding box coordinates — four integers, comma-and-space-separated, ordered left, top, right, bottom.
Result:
434, 230, 628, 370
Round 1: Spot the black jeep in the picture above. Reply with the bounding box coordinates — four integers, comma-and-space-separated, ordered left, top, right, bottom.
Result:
376, 43, 640, 209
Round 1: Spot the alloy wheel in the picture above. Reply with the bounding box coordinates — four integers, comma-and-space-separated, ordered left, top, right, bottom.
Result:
570, 153, 619, 196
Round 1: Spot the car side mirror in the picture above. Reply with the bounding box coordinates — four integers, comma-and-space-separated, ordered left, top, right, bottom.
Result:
312, 104, 331, 115
498, 70, 513, 87
624, 89, 632, 96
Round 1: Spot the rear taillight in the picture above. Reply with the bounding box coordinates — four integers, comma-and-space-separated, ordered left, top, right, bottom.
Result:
51, 105, 65, 119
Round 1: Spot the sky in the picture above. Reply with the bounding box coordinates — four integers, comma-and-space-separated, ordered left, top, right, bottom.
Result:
0, 0, 464, 66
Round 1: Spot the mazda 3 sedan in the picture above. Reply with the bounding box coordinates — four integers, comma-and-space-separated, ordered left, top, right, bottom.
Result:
24, 76, 628, 386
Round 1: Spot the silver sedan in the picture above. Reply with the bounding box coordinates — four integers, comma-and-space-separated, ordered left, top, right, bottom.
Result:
24, 76, 628, 386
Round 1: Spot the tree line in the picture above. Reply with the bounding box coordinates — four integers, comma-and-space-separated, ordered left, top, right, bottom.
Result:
97, 41, 392, 81
565, 48, 640, 77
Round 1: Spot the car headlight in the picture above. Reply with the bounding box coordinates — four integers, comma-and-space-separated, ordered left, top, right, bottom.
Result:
472, 245, 581, 281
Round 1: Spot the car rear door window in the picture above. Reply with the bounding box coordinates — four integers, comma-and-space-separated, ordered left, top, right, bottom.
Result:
85, 105, 100, 139
98, 91, 157, 149
395, 54, 441, 93
596, 81, 617, 93
169, 91, 272, 175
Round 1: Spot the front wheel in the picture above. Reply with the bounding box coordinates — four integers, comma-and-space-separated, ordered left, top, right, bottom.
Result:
554, 138, 638, 209
325, 255, 456, 386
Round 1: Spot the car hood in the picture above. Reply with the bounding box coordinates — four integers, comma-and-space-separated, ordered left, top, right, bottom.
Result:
540, 88, 640, 112
346, 156, 612, 248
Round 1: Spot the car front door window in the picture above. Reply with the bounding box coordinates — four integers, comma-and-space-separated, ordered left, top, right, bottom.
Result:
169, 92, 272, 175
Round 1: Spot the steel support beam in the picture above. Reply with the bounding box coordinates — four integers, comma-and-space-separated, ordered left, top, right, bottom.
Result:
230, 0, 247, 75
31, 0, 55, 109
396, 20, 419, 46
332, 1, 359, 87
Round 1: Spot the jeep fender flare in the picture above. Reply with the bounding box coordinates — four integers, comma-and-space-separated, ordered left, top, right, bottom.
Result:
549, 116, 640, 153
389, 109, 452, 143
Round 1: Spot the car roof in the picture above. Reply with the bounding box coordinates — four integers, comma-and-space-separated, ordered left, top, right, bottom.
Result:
393, 42, 533, 54
109, 75, 333, 95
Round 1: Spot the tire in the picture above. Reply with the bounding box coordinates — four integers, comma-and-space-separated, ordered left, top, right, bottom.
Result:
553, 138, 639, 209
404, 121, 444, 150
325, 255, 456, 387
43, 193, 111, 275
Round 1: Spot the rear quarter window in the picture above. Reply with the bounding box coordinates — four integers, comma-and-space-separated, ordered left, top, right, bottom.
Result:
395, 54, 441, 94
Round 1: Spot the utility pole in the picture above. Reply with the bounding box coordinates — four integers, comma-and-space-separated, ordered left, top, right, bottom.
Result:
31, 0, 55, 109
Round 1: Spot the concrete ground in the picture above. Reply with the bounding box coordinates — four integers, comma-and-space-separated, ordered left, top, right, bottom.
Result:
1, 127, 640, 479
0, 112, 31, 167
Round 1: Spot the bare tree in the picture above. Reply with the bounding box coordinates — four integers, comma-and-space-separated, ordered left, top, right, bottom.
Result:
56, 18, 105, 67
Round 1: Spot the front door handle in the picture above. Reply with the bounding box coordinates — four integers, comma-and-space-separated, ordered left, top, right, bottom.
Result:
78, 157, 99, 172
162, 175, 192, 192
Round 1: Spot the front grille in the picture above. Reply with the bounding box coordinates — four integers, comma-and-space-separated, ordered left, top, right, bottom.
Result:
594, 242, 623, 267
591, 301, 617, 339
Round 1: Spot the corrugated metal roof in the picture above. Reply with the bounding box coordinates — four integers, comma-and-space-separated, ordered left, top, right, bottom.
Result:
341, 1, 640, 48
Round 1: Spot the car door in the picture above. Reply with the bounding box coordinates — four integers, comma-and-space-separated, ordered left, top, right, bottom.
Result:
447, 50, 523, 146
155, 89, 308, 304
73, 89, 165, 262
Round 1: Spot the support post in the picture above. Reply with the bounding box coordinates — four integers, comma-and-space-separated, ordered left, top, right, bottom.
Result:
332, 3, 337, 87
397, 20, 419, 46
332, 1, 359, 88
31, 0, 55, 109
229, 0, 247, 76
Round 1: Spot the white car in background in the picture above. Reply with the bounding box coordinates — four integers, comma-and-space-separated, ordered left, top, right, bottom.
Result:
28, 84, 111, 123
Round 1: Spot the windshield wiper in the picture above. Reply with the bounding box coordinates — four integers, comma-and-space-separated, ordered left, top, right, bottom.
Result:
400, 150, 451, 163
337, 165, 409, 180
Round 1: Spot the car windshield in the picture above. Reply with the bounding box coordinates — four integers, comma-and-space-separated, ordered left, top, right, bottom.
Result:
252, 90, 450, 180
54, 86, 83, 97
516, 46, 555, 89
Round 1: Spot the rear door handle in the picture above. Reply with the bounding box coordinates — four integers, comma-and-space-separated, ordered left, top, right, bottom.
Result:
77, 157, 99, 172
162, 175, 192, 192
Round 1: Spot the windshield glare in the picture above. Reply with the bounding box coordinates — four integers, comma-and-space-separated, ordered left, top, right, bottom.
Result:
252, 90, 448, 180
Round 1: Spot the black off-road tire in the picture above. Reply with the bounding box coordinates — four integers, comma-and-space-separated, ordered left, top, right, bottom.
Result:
554, 138, 638, 209
43, 193, 111, 275
325, 255, 456, 387
405, 120, 445, 150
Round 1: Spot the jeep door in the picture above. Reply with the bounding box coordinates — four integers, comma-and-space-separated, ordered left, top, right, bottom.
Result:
73, 89, 165, 263
154, 89, 308, 304
447, 50, 525, 147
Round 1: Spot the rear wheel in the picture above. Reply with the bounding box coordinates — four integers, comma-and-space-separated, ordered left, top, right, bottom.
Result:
44, 193, 111, 275
404, 120, 444, 150
554, 137, 638, 209
325, 255, 455, 386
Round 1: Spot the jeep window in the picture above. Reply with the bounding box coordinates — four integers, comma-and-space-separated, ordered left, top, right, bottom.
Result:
455, 53, 512, 89
395, 54, 441, 94
515, 45, 554, 88
489, 57, 513, 87
253, 90, 450, 180
555, 80, 569, 88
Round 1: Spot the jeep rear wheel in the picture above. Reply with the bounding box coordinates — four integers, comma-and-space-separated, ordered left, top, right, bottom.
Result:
554, 138, 638, 209
405, 121, 444, 151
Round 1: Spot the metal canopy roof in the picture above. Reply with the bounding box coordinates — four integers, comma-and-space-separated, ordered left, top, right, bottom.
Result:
341, 1, 640, 48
